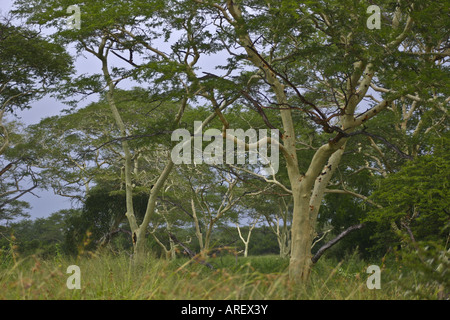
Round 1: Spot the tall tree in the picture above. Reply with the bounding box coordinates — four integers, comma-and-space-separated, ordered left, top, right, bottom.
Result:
187, 0, 449, 283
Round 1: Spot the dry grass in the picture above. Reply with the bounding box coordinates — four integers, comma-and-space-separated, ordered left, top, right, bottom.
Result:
0, 249, 441, 300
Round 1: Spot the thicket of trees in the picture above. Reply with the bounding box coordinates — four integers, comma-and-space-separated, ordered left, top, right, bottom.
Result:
1, 0, 448, 286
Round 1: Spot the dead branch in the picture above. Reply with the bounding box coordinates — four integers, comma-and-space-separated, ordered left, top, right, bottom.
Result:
311, 223, 365, 264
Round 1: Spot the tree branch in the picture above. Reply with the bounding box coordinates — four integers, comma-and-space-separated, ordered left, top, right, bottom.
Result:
325, 188, 382, 208
311, 223, 365, 264
168, 232, 215, 270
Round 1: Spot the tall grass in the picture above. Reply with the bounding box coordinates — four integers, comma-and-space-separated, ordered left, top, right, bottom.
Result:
0, 247, 443, 300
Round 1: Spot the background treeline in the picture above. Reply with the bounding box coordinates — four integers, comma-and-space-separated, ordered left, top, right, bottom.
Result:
2, 137, 448, 262
1, 90, 448, 272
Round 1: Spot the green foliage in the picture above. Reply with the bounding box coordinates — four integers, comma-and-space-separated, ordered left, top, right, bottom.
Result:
394, 240, 449, 299
367, 147, 449, 249
0, 18, 72, 223
0, 19, 73, 112
361, 132, 449, 268
0, 210, 76, 258
246, 227, 280, 256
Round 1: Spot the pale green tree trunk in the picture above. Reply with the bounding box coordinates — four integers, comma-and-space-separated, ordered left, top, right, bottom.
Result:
97, 35, 179, 265
236, 218, 258, 258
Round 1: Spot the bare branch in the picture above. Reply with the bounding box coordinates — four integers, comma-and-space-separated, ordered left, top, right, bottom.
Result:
311, 224, 365, 264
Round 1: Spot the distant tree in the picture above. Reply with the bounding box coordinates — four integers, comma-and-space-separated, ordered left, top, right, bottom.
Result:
236, 215, 260, 258
187, 166, 243, 253
3, 209, 76, 258
62, 185, 148, 256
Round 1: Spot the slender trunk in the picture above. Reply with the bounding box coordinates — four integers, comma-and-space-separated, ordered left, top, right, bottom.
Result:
101, 52, 140, 259
279, 199, 291, 258
191, 198, 204, 250
0, 109, 9, 156
204, 223, 213, 253
309, 145, 346, 228
132, 159, 174, 263
278, 229, 290, 258
169, 236, 177, 260
133, 232, 147, 265
236, 221, 257, 258
266, 202, 291, 258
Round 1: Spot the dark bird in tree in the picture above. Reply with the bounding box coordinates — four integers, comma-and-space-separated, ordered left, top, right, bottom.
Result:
198, 72, 220, 80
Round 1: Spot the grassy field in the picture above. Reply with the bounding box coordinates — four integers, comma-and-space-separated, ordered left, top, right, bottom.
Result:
0, 248, 444, 300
